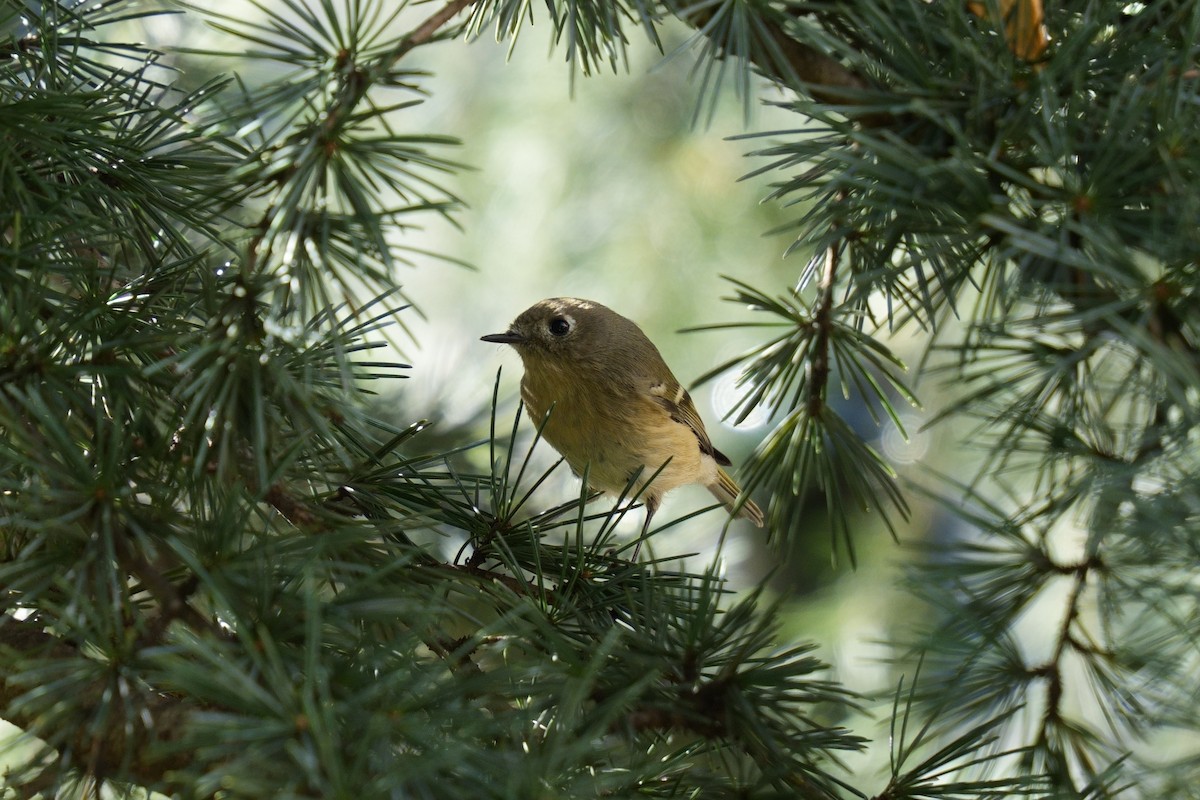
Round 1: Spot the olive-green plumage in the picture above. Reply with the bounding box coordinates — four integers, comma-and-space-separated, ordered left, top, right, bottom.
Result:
482, 298, 764, 546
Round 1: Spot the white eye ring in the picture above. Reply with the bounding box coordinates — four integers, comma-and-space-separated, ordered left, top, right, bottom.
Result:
548, 314, 574, 336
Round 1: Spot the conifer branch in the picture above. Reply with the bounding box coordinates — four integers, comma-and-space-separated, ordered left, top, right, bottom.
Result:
393, 0, 484, 61
1030, 557, 1097, 756
676, 2, 873, 112
0, 618, 193, 787
807, 242, 839, 418
263, 482, 320, 528
111, 529, 218, 640
320, 0, 482, 136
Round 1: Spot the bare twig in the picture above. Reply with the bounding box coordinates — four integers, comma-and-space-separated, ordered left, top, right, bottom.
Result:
109, 528, 219, 639
678, 4, 888, 126
807, 242, 840, 418
390, 0, 482, 63
264, 482, 319, 527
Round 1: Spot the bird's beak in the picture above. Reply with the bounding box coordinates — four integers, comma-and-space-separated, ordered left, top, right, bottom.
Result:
481, 330, 524, 345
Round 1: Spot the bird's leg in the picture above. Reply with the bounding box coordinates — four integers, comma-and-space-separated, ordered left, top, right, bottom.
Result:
631, 495, 659, 561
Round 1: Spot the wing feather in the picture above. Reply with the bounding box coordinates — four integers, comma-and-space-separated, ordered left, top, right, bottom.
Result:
647, 380, 731, 466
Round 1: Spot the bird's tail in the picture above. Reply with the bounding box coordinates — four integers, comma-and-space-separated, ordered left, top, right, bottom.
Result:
708, 468, 765, 528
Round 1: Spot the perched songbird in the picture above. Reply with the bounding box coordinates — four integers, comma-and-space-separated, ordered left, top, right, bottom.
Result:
482, 298, 764, 554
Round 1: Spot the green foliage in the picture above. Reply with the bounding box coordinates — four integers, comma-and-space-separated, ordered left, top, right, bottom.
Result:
716, 1, 1200, 793
3, 0, 1200, 797
689, 276, 914, 562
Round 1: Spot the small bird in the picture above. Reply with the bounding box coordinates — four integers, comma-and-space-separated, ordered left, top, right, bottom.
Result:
482, 297, 764, 555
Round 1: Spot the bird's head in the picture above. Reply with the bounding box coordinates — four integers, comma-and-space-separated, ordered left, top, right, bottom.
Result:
481, 297, 620, 367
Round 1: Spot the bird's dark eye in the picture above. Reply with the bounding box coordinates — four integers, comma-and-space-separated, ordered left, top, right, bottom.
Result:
548, 317, 571, 337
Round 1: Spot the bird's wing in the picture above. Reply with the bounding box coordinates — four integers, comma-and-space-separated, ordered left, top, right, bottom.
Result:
647, 379, 732, 467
